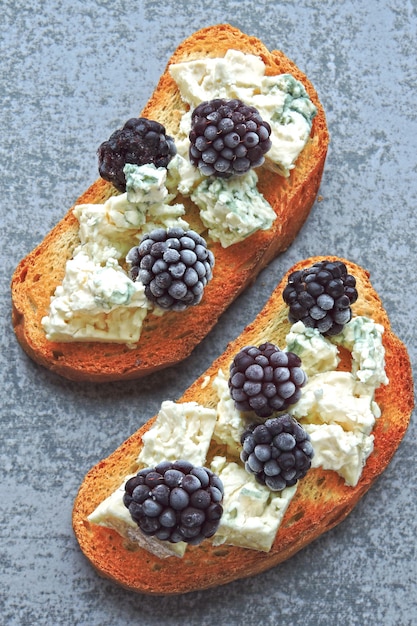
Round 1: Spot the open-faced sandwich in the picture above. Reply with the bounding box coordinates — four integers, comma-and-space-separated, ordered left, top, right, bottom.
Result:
11, 24, 328, 381
73, 256, 413, 594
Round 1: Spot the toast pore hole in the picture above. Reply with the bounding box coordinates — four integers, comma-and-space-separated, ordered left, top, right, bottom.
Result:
287, 509, 305, 524
151, 562, 163, 572
212, 548, 230, 557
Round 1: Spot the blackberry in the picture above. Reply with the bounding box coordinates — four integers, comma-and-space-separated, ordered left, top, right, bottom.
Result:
126, 227, 215, 311
123, 460, 224, 545
240, 414, 314, 491
282, 260, 359, 336
97, 117, 176, 192
189, 98, 272, 178
228, 342, 307, 418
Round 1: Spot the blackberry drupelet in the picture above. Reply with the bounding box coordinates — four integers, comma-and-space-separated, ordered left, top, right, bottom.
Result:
228, 342, 307, 418
282, 260, 359, 336
126, 227, 215, 311
189, 98, 272, 178
123, 460, 224, 545
240, 414, 314, 491
97, 117, 176, 192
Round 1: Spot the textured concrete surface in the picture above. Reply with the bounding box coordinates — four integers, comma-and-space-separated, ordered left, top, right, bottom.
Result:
1, 1, 416, 624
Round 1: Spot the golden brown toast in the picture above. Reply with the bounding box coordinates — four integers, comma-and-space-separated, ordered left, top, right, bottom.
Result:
11, 24, 328, 382
72, 256, 414, 594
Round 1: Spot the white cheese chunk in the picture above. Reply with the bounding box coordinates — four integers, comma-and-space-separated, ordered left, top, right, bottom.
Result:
212, 368, 250, 457
304, 423, 374, 487
137, 400, 217, 468
210, 456, 297, 552
191, 170, 276, 247
42, 254, 149, 343
336, 316, 389, 388
285, 321, 340, 376
291, 370, 377, 436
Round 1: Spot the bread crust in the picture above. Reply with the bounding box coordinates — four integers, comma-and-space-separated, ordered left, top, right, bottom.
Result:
11, 24, 329, 382
72, 256, 414, 594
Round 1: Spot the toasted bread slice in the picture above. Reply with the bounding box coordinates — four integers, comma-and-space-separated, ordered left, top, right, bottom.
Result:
11, 24, 328, 382
72, 257, 414, 594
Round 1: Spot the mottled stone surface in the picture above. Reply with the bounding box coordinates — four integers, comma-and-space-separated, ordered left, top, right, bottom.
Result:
1, 1, 416, 624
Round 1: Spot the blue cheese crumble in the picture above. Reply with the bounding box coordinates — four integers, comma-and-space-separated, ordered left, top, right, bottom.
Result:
169, 49, 317, 177
191, 170, 276, 247
42, 163, 188, 344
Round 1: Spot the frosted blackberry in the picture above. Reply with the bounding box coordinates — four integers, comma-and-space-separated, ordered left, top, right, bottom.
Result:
228, 342, 307, 418
282, 260, 359, 336
240, 414, 314, 491
127, 227, 215, 311
98, 117, 176, 191
189, 98, 272, 178
123, 460, 224, 545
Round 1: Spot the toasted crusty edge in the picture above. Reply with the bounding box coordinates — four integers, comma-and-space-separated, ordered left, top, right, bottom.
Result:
11, 24, 329, 382
72, 256, 414, 594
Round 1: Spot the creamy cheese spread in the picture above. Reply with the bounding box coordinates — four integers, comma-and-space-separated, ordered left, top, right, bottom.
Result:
88, 314, 388, 555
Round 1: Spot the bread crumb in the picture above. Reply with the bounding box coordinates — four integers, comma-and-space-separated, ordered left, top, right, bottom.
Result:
201, 375, 211, 389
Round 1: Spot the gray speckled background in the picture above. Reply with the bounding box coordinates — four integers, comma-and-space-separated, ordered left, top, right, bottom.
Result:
2, 1, 416, 624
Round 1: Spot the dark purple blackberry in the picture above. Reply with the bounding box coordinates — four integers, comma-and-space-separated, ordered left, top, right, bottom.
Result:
282, 260, 359, 336
97, 117, 176, 192
240, 414, 314, 491
228, 342, 307, 418
189, 98, 272, 178
123, 460, 224, 545
126, 227, 215, 311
